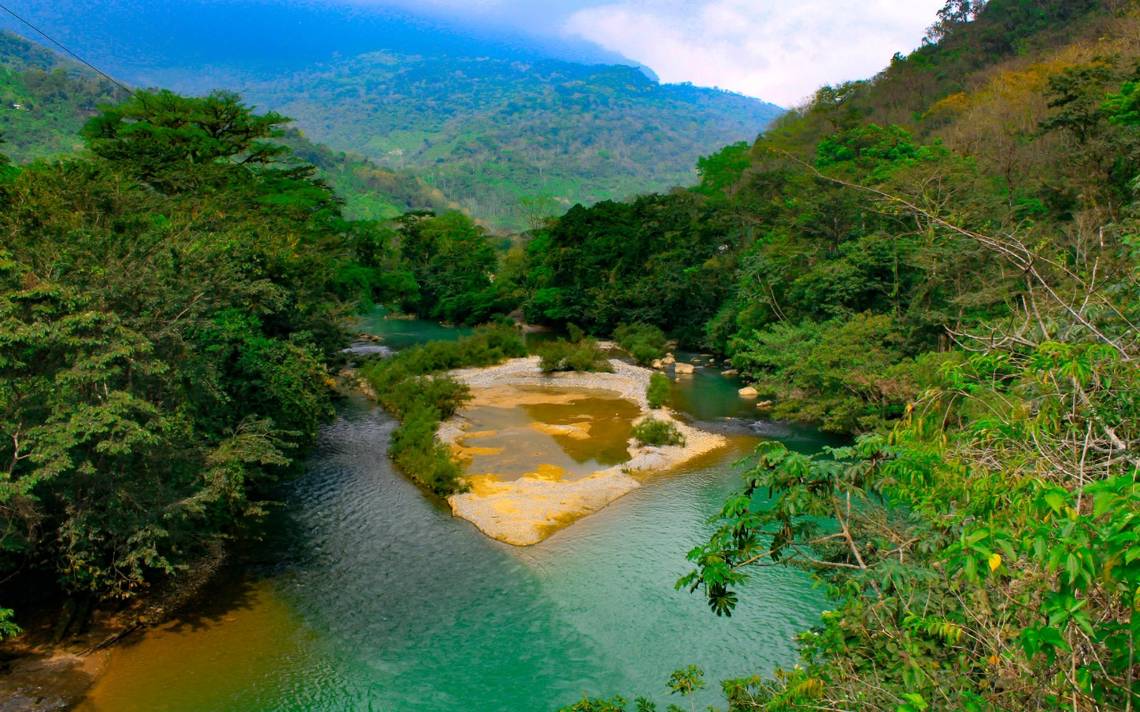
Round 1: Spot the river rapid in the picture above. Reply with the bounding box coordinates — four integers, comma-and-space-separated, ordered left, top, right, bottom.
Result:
77, 315, 831, 712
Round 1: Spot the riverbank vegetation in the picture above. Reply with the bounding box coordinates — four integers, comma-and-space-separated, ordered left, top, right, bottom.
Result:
632, 419, 685, 448
360, 326, 527, 493
646, 373, 671, 410
614, 324, 668, 366
0, 90, 391, 636
537, 338, 614, 374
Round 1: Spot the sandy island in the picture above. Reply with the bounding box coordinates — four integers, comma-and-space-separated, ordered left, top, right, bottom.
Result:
439, 357, 727, 546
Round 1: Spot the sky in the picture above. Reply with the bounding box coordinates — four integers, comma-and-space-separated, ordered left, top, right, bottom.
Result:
336, 0, 948, 106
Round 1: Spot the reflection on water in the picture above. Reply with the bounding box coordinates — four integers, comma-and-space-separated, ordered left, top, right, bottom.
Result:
81, 313, 831, 712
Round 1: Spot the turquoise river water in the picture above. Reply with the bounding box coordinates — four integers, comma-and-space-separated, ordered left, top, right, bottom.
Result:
77, 315, 831, 712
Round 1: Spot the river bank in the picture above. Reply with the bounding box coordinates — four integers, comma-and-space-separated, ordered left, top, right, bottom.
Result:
439, 357, 728, 546
0, 544, 227, 712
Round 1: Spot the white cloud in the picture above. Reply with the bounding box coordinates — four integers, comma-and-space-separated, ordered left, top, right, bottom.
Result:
563, 0, 946, 106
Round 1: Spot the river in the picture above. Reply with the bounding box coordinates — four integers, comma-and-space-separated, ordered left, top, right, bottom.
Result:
77, 315, 832, 711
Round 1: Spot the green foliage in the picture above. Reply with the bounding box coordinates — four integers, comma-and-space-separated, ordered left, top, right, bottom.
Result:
537, 338, 613, 374
0, 607, 20, 639
395, 211, 511, 325
695, 141, 752, 198
82, 89, 291, 193
646, 373, 672, 410
522, 193, 743, 346
0, 91, 375, 615
238, 53, 783, 231
0, 32, 124, 162
614, 323, 668, 366
731, 314, 938, 433
387, 402, 465, 496
632, 418, 685, 448
361, 326, 526, 494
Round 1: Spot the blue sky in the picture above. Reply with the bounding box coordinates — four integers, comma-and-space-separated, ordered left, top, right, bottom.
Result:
329, 0, 947, 105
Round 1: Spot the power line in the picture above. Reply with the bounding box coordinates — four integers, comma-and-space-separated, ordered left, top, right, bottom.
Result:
0, 1, 132, 95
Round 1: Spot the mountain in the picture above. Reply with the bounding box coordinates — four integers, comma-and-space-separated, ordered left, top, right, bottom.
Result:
0, 32, 123, 161
0, 1, 784, 230
0, 32, 457, 221
236, 54, 784, 229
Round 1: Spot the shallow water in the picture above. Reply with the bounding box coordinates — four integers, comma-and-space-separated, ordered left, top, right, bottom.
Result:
460, 389, 640, 481
79, 316, 831, 712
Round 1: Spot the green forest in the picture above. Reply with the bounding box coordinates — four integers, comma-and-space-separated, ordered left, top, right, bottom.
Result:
0, 0, 1138, 709
238, 52, 782, 230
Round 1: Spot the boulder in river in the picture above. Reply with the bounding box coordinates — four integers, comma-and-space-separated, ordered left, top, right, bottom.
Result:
721, 369, 738, 377
738, 386, 759, 398
674, 362, 695, 375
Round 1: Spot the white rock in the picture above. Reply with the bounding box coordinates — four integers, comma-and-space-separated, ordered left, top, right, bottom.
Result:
674, 362, 695, 375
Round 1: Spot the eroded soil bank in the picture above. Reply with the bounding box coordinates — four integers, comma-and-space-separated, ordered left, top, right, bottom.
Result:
440, 357, 727, 545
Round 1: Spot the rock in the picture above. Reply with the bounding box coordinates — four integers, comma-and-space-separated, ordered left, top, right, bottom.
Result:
738, 386, 759, 398
663, 354, 676, 366
651, 359, 664, 370
674, 362, 695, 375
721, 369, 738, 377
757, 400, 774, 409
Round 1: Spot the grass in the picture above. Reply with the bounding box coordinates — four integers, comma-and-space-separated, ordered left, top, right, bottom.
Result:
632, 418, 686, 447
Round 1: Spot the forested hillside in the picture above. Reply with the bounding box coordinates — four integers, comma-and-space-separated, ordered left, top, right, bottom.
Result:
509, 0, 1138, 708
0, 89, 422, 638
0, 32, 456, 222
0, 31, 124, 160
238, 54, 783, 230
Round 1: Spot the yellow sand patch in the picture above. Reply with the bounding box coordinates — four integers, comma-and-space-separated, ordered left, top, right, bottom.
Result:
462, 430, 498, 440
468, 386, 619, 409
529, 421, 593, 440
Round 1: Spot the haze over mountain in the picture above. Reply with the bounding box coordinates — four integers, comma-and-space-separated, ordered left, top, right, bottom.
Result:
0, 0, 783, 229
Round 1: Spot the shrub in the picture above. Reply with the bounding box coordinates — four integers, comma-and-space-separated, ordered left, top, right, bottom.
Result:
632, 418, 685, 447
387, 403, 465, 495
614, 323, 668, 365
647, 372, 671, 409
364, 324, 526, 384
384, 376, 471, 420
538, 338, 614, 373
566, 322, 586, 343
360, 324, 524, 495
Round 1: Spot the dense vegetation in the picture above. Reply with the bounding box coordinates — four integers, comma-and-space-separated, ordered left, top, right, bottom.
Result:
359, 326, 527, 494
239, 53, 783, 230
0, 32, 457, 225
0, 90, 393, 634
2, 1, 1138, 708
0, 31, 125, 161
646, 373, 671, 410
552, 0, 1140, 709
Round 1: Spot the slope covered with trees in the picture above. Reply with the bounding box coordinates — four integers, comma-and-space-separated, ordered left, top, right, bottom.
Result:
0, 89, 410, 637
239, 53, 783, 230
527, 0, 1140, 708
0, 31, 456, 223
